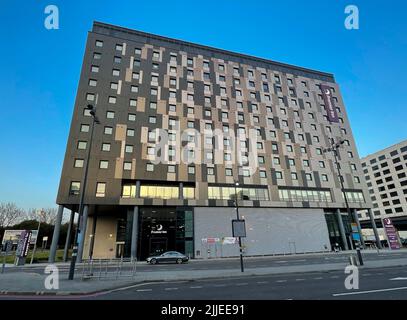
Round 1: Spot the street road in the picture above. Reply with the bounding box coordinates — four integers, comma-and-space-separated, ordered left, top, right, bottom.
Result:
4, 250, 407, 275
90, 265, 407, 300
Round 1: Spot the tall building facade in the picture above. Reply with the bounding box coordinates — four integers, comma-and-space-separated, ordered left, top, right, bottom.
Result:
359, 140, 407, 233
54, 21, 377, 261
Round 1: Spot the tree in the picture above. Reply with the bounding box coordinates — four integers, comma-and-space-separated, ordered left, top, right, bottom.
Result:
0, 202, 25, 228
27, 208, 58, 225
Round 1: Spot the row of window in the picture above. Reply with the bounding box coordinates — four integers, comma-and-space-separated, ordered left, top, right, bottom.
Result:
122, 185, 195, 200
93, 40, 339, 98
207, 186, 269, 201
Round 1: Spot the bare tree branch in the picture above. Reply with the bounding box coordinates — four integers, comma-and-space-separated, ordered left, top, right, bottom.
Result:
27, 207, 58, 225
0, 202, 26, 227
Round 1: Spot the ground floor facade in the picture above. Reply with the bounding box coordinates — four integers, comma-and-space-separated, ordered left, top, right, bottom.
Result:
55, 205, 376, 262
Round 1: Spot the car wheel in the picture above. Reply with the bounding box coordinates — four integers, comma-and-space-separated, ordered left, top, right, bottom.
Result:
150, 258, 157, 265
176, 258, 183, 264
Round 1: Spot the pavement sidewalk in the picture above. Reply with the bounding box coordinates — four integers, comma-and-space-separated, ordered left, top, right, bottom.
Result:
1, 256, 407, 296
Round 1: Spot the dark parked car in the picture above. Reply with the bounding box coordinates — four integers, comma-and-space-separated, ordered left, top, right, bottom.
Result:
146, 251, 189, 264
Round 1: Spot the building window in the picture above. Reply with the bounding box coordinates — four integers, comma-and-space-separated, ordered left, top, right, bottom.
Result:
303, 160, 310, 167
104, 127, 113, 135
80, 124, 90, 133
123, 162, 132, 171
95, 40, 103, 47
99, 160, 109, 169
69, 182, 80, 195
128, 114, 136, 122
275, 171, 283, 179
102, 143, 111, 152
125, 145, 133, 153
127, 129, 135, 137
91, 65, 99, 73
291, 173, 298, 180
106, 111, 115, 119
225, 168, 233, 176
188, 166, 195, 175
146, 163, 154, 172
96, 182, 106, 197
74, 159, 84, 168
135, 48, 141, 55
108, 96, 116, 104
77, 141, 87, 150
207, 168, 215, 175
321, 174, 328, 182
305, 174, 313, 181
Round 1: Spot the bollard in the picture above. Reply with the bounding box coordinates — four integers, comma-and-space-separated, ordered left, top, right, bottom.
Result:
348, 255, 357, 266
356, 247, 364, 266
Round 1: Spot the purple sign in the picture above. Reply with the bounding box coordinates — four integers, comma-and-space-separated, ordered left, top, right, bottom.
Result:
383, 218, 401, 250
320, 84, 339, 123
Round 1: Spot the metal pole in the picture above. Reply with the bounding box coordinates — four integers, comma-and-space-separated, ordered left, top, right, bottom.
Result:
234, 182, 244, 273
327, 138, 354, 250
63, 210, 75, 262
68, 98, 99, 280
30, 218, 41, 264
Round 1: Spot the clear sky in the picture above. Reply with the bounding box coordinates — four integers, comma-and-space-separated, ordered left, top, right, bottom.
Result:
0, 0, 406, 210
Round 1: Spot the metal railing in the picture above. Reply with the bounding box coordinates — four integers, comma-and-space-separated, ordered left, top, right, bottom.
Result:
79, 257, 137, 280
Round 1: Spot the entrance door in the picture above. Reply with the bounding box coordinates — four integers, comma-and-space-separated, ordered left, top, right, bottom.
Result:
149, 238, 167, 257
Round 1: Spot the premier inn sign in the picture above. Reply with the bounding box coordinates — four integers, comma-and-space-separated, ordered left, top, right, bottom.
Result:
320, 84, 339, 123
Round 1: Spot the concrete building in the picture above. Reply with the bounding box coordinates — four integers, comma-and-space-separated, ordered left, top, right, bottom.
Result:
50, 21, 380, 262
359, 140, 407, 243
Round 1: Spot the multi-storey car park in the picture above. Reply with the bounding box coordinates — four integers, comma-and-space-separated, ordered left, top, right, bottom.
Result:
49, 21, 381, 262
359, 140, 407, 241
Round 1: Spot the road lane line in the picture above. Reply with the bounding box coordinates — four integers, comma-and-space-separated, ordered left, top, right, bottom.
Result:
164, 288, 179, 291
190, 286, 203, 289
295, 279, 306, 281
136, 289, 153, 292
236, 283, 248, 286
313, 277, 323, 280
257, 281, 269, 284
276, 280, 287, 283
330, 276, 340, 279
333, 286, 407, 297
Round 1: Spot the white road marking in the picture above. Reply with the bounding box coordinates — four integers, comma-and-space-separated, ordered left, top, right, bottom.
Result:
276, 261, 288, 263
213, 284, 227, 287
276, 280, 287, 283
313, 277, 323, 280
330, 276, 340, 279
257, 281, 269, 284
295, 279, 306, 281
190, 286, 203, 289
236, 283, 248, 286
333, 286, 407, 297
390, 277, 407, 281
136, 289, 153, 292
164, 288, 178, 291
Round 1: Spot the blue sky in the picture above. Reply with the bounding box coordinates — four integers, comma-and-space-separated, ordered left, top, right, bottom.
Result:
0, 0, 406, 210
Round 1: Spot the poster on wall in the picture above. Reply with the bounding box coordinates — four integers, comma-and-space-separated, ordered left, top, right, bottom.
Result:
320, 84, 339, 123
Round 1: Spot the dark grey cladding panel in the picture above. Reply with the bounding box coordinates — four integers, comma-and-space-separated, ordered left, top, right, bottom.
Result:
212, 82, 221, 97
313, 171, 322, 188
289, 130, 296, 143
270, 168, 278, 185
260, 127, 266, 141
201, 164, 208, 182
194, 81, 205, 106
302, 201, 311, 208
273, 117, 280, 129
183, 105, 188, 118
253, 200, 260, 207
178, 76, 188, 91
282, 96, 289, 108
305, 133, 313, 145
194, 119, 200, 130
208, 199, 217, 207
144, 198, 153, 206
300, 170, 308, 187
298, 98, 305, 110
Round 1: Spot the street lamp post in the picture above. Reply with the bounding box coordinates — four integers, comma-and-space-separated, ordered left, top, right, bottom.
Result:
234, 182, 244, 273
323, 138, 362, 259
68, 101, 100, 280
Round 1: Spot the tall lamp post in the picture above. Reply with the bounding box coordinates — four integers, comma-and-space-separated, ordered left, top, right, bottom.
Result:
68, 102, 100, 280
234, 182, 244, 272
323, 138, 363, 263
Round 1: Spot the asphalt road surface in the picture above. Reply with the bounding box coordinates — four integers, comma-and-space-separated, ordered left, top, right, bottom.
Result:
5, 250, 407, 275
89, 265, 407, 300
